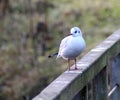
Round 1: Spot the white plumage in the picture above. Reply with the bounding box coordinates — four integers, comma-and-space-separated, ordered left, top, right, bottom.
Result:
57, 27, 86, 70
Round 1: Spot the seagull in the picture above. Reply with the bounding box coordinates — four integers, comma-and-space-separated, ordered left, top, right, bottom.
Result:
49, 27, 86, 70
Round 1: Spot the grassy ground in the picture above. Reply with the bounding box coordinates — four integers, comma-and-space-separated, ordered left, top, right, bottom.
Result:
0, 0, 120, 99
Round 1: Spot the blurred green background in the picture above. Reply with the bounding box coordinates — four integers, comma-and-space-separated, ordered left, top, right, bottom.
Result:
0, 0, 120, 99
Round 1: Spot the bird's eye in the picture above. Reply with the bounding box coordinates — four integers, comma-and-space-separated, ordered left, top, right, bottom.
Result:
78, 31, 80, 33
74, 31, 77, 33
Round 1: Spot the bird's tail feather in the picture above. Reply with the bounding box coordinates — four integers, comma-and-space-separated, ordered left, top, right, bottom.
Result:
48, 52, 58, 58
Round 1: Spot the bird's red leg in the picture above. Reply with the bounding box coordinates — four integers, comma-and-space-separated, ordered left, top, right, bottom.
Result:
68, 59, 70, 71
74, 58, 78, 70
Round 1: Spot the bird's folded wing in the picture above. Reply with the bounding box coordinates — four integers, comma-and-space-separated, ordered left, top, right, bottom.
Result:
57, 36, 71, 58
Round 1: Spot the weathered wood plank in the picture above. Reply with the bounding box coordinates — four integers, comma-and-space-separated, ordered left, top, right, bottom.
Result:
110, 54, 120, 100
93, 67, 108, 100
33, 30, 120, 100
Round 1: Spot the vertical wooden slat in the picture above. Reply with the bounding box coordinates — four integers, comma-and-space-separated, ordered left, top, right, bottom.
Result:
93, 67, 108, 100
110, 54, 120, 100
73, 85, 88, 100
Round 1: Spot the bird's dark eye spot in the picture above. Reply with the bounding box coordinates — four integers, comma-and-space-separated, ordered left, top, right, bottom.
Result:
75, 31, 77, 33
78, 31, 80, 33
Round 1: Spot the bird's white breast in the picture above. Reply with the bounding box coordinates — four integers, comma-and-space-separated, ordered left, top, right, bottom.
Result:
59, 36, 86, 60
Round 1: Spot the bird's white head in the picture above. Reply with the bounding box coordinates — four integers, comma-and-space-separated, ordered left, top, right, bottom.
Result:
70, 27, 82, 37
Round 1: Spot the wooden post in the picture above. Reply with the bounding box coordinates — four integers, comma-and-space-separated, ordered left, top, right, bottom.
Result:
110, 54, 120, 100
93, 67, 108, 100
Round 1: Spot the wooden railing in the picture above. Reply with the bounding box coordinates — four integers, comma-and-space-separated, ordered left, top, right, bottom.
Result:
33, 29, 120, 100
